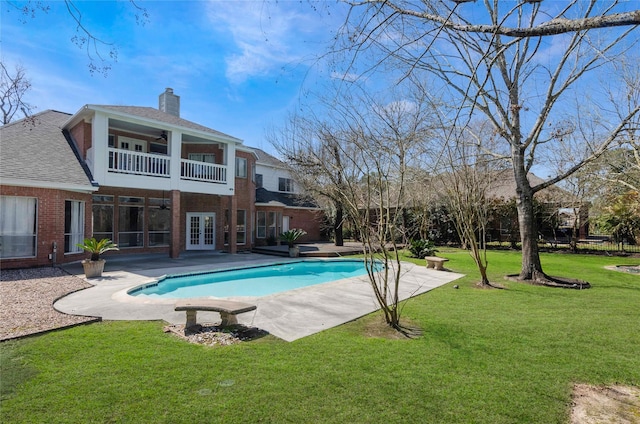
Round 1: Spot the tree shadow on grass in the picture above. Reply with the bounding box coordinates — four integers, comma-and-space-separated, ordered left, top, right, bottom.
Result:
505, 274, 591, 289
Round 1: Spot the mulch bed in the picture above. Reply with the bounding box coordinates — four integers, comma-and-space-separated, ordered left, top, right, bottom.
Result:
0, 267, 99, 341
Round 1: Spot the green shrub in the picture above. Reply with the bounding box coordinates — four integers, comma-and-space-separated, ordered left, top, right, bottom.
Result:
409, 239, 438, 258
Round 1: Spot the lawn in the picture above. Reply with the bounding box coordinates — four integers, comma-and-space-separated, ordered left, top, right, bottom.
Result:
1, 250, 639, 423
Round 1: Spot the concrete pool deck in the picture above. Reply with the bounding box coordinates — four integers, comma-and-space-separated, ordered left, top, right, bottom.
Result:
56, 251, 464, 342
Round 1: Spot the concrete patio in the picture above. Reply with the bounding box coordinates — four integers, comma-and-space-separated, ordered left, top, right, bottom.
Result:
56, 250, 464, 342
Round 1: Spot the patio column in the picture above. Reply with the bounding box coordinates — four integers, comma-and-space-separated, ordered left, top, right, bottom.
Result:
170, 190, 181, 258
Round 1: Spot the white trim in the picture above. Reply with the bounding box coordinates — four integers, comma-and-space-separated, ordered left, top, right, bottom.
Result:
0, 179, 97, 192
65, 105, 243, 145
283, 206, 323, 211
254, 202, 322, 211
186, 212, 217, 250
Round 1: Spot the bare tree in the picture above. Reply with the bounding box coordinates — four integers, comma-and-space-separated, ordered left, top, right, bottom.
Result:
433, 122, 503, 287
272, 116, 348, 246
606, 56, 640, 192
338, 0, 640, 283
271, 83, 435, 330
5, 0, 148, 76
0, 62, 34, 125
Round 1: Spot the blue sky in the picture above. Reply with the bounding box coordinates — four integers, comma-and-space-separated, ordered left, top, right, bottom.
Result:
1, 1, 347, 153
2, 0, 638, 169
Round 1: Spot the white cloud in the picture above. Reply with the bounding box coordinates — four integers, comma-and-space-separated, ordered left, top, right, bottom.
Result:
330, 71, 360, 83
204, 1, 334, 84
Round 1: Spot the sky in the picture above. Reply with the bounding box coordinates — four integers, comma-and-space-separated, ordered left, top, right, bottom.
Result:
1, 0, 347, 154
2, 0, 638, 171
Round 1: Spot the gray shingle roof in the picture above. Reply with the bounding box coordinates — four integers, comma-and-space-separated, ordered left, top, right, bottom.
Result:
0, 110, 95, 189
256, 188, 319, 208
251, 147, 286, 168
92, 105, 241, 141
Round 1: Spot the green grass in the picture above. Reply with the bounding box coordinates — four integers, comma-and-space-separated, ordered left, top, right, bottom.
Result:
1, 250, 639, 423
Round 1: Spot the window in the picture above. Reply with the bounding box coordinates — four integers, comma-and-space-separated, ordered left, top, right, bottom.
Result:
237, 210, 246, 245
92, 195, 114, 242
64, 200, 84, 254
257, 211, 266, 239
255, 173, 263, 188
188, 153, 215, 163
150, 142, 168, 155
224, 210, 247, 245
0, 196, 37, 258
267, 211, 277, 240
235, 157, 247, 178
148, 198, 170, 246
278, 177, 294, 192
118, 197, 144, 248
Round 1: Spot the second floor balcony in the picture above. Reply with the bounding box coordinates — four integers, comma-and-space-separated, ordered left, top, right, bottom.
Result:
108, 148, 228, 184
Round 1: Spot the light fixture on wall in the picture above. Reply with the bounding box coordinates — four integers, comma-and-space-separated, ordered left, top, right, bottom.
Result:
160, 190, 170, 210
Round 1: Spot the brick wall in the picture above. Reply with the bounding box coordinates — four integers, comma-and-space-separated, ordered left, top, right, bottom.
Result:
0, 185, 92, 269
69, 120, 92, 158
284, 209, 324, 242
182, 143, 224, 163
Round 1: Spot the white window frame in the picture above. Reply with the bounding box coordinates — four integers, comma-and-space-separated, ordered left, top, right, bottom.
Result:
188, 153, 215, 163
278, 177, 294, 193
64, 200, 85, 254
257, 211, 266, 239
0, 196, 37, 258
235, 157, 247, 178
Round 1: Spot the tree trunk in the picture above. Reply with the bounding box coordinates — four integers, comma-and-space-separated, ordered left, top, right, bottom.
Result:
334, 203, 344, 246
514, 166, 545, 280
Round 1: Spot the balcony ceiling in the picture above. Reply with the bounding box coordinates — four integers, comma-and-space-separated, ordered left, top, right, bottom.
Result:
109, 118, 163, 138
109, 118, 222, 145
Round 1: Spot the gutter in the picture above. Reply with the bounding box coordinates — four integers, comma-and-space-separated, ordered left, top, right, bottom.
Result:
62, 129, 99, 187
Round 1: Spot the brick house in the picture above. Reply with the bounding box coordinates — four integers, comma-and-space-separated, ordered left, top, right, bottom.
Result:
0, 89, 323, 269
253, 148, 323, 245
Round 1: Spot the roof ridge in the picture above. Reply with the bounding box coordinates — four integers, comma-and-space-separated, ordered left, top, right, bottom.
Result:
0, 109, 71, 129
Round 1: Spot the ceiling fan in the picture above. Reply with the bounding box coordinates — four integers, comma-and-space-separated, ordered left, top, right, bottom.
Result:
156, 131, 168, 141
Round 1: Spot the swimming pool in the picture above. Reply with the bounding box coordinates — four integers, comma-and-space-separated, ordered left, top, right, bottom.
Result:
128, 259, 379, 299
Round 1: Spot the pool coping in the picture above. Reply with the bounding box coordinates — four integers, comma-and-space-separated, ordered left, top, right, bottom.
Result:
56, 254, 464, 342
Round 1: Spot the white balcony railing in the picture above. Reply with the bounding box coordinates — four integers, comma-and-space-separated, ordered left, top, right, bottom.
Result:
108, 148, 170, 177
107, 148, 227, 184
180, 159, 227, 183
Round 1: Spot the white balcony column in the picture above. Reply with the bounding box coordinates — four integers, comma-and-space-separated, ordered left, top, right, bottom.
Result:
227, 142, 236, 195
168, 130, 182, 189
91, 113, 109, 182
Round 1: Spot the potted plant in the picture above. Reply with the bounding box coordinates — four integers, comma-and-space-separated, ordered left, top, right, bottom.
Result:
76, 237, 119, 278
280, 229, 307, 258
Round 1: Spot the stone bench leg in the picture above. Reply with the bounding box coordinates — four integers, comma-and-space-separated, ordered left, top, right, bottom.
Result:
185, 310, 198, 328
434, 262, 444, 271
220, 312, 238, 327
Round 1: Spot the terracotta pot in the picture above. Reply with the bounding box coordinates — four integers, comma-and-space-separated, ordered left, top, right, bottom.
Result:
81, 259, 106, 278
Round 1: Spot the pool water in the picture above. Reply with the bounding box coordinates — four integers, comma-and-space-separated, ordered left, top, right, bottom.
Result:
129, 259, 379, 299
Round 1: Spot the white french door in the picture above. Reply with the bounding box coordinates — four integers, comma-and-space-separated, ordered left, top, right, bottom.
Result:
186, 213, 216, 250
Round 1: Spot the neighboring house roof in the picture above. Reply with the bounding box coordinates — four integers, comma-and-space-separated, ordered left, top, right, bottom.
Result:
69, 105, 242, 143
255, 188, 320, 209
252, 147, 287, 168
0, 110, 97, 191
485, 169, 575, 203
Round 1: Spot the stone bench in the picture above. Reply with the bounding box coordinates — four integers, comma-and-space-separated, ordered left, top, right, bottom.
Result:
424, 256, 449, 271
174, 299, 257, 328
